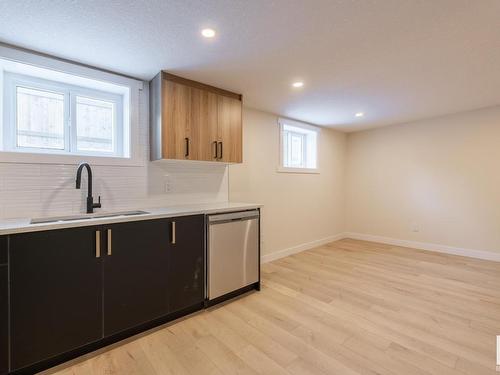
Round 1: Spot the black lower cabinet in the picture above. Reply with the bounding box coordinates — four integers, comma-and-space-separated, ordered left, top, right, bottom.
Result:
9, 227, 103, 371
5, 214, 208, 374
1, 264, 8, 375
103, 219, 170, 336
0, 236, 6, 265
168, 215, 205, 312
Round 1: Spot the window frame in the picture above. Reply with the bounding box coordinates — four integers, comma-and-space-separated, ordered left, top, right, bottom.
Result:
0, 44, 143, 167
4, 72, 124, 158
278, 117, 320, 174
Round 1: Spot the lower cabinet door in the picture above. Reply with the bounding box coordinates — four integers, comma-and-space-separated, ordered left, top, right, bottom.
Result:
0, 265, 7, 375
103, 219, 170, 336
168, 215, 205, 312
10, 227, 103, 371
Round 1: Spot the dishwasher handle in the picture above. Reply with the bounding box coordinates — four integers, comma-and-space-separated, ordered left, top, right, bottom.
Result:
208, 210, 259, 224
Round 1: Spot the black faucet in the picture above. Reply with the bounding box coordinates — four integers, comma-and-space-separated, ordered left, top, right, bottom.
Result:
75, 162, 102, 214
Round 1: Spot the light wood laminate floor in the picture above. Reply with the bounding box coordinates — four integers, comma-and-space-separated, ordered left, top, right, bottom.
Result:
44, 239, 500, 375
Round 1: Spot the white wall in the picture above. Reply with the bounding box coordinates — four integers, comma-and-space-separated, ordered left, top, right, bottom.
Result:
346, 106, 500, 255
2, 42, 498, 262
229, 108, 346, 260
0, 88, 229, 219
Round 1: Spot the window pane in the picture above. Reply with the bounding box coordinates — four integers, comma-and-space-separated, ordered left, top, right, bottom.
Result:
281, 122, 318, 170
305, 132, 317, 169
283, 129, 306, 168
283, 130, 289, 167
16, 86, 65, 150
76, 96, 115, 153
289, 132, 305, 167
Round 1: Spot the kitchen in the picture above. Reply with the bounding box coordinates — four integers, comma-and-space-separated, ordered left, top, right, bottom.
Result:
1, 1, 500, 374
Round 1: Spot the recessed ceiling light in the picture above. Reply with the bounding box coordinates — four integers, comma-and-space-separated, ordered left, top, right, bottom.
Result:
292, 81, 304, 88
355, 112, 364, 117
201, 28, 216, 38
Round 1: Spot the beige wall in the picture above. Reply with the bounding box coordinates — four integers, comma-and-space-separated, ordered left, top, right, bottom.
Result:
229, 108, 346, 259
346, 106, 500, 254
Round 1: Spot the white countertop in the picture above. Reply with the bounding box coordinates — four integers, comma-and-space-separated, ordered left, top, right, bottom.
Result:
0, 202, 262, 235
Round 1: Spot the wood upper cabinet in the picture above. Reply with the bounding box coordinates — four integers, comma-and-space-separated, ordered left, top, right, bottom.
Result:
150, 72, 242, 163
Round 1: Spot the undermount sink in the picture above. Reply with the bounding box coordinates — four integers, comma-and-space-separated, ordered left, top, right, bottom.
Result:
30, 210, 150, 224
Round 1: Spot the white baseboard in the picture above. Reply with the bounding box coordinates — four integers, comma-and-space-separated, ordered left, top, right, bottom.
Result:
261, 233, 346, 263
261, 232, 500, 264
344, 232, 500, 262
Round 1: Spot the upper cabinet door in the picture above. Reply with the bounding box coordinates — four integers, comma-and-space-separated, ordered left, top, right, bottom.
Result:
218, 95, 243, 163
9, 227, 102, 371
162, 80, 191, 160
191, 87, 218, 161
103, 219, 170, 336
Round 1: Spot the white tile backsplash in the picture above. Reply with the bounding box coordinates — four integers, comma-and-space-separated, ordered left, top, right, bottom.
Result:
0, 88, 229, 219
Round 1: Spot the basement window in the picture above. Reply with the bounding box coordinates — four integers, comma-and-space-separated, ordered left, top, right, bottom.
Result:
0, 56, 131, 161
278, 118, 319, 173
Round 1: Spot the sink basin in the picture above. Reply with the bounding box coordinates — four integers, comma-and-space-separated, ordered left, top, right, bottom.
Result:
30, 210, 150, 224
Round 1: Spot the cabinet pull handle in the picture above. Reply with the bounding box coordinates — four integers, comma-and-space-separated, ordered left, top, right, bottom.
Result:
218, 142, 223, 160
107, 229, 112, 256
171, 221, 176, 244
95, 230, 101, 258
213, 141, 218, 159
185, 137, 190, 157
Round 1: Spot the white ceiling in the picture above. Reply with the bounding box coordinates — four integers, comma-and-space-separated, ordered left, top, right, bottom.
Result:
0, 0, 499, 131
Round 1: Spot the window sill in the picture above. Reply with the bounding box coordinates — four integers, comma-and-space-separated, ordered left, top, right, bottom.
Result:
276, 166, 320, 174
0, 151, 144, 167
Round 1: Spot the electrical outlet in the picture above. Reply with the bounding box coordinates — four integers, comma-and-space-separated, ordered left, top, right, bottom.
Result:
164, 174, 171, 193
410, 221, 420, 233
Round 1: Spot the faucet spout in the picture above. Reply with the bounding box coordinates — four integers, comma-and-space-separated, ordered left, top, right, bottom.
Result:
75, 162, 101, 214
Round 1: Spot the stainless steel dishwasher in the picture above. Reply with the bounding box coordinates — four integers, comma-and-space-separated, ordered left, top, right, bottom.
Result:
207, 210, 260, 302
